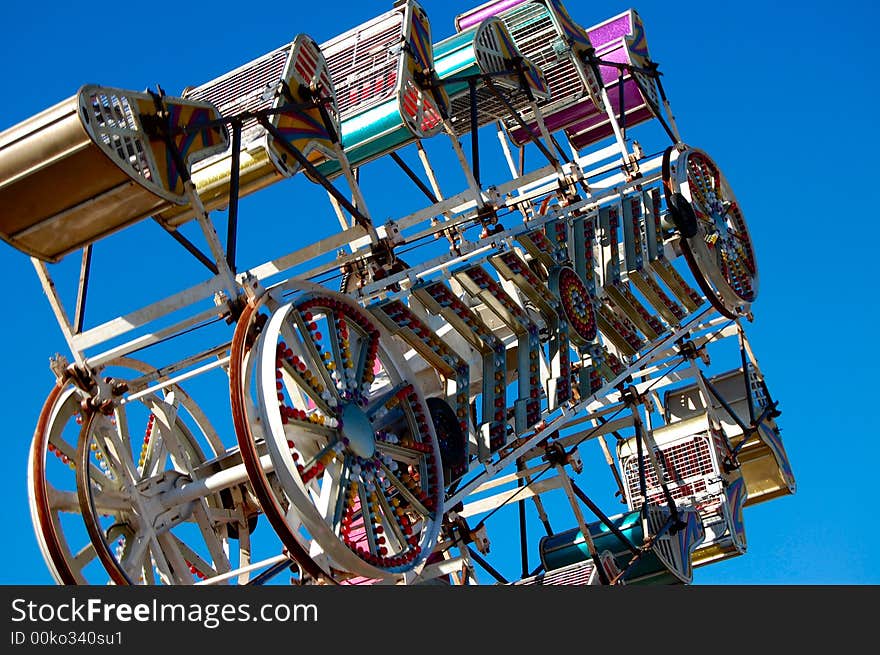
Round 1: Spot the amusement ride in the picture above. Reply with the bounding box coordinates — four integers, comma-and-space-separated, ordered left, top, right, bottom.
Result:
0, 0, 795, 585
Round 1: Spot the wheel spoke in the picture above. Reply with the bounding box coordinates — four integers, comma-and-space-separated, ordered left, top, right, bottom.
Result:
376, 463, 431, 518
119, 528, 151, 581
328, 310, 359, 396
154, 532, 191, 585
173, 534, 220, 581
189, 503, 232, 576
278, 353, 338, 417
364, 382, 408, 419
353, 328, 380, 401
373, 488, 407, 552
70, 541, 98, 574
103, 410, 140, 486
146, 393, 195, 476
329, 456, 353, 535
48, 434, 101, 482
374, 442, 421, 466
283, 310, 342, 407
732, 241, 756, 275
50, 485, 130, 515
357, 485, 380, 557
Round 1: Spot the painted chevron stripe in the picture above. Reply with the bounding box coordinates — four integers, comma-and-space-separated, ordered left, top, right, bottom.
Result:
550, 0, 591, 48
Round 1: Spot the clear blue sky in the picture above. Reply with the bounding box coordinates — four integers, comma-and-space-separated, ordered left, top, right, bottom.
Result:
0, 0, 876, 585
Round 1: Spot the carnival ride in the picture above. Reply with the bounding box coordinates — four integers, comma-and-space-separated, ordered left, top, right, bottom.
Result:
0, 0, 795, 585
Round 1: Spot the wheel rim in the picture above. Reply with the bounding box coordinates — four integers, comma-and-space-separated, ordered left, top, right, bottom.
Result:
230, 298, 333, 584
232, 284, 444, 580
663, 146, 759, 317
29, 384, 95, 584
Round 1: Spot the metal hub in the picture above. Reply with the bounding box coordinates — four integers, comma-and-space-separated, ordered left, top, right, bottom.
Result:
340, 403, 376, 458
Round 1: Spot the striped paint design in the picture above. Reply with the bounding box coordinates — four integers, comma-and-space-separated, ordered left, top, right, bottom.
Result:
725, 474, 748, 544
675, 509, 705, 576
549, 0, 591, 48
149, 102, 226, 195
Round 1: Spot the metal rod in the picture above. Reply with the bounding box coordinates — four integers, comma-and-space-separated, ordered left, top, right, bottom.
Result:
248, 558, 293, 586
535, 499, 554, 536
466, 545, 508, 585
226, 119, 242, 274
257, 117, 372, 230
637, 407, 681, 524
699, 371, 752, 434
496, 122, 520, 180
650, 66, 683, 143
156, 221, 219, 275
739, 332, 757, 424
556, 466, 610, 585
31, 258, 84, 366
634, 410, 648, 502
484, 77, 558, 168
195, 553, 290, 586
548, 132, 574, 167
73, 244, 92, 334
161, 455, 274, 510
568, 479, 640, 556
122, 355, 231, 404
597, 433, 628, 502
617, 68, 627, 139
580, 51, 632, 166
468, 78, 481, 187
390, 152, 438, 203
517, 459, 529, 578
123, 341, 231, 393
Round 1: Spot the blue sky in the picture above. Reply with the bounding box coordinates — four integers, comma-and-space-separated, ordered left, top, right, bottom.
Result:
0, 0, 877, 585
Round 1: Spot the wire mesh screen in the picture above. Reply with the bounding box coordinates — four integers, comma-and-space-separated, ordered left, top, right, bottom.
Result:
499, 3, 586, 127
514, 558, 598, 585
645, 506, 677, 574
322, 15, 403, 118
624, 433, 715, 508
184, 45, 292, 148
83, 90, 153, 184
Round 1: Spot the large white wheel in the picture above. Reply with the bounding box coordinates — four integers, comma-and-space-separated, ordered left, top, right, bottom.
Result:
663, 146, 758, 318
231, 284, 444, 581
29, 359, 254, 584
59, 360, 255, 585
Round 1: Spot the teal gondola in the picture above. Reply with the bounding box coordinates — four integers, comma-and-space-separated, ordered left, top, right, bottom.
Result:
540, 504, 704, 585
433, 17, 550, 136
314, 0, 448, 178
318, 8, 549, 176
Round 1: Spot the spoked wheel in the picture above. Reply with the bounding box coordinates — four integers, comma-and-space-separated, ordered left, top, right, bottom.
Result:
230, 283, 444, 582
67, 360, 254, 585
663, 146, 759, 318
29, 383, 108, 584
29, 358, 248, 584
